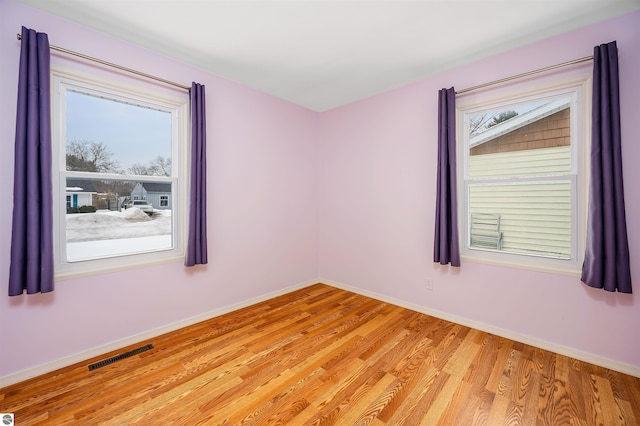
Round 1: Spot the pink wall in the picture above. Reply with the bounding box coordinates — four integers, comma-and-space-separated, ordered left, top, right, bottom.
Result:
318, 11, 640, 370
0, 1, 318, 379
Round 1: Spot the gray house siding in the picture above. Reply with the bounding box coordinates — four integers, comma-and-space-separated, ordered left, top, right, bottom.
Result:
130, 182, 172, 210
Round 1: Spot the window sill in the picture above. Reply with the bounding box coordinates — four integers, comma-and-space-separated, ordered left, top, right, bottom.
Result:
55, 251, 185, 281
461, 252, 582, 278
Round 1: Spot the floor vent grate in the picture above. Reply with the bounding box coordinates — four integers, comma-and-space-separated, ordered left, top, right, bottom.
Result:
88, 344, 154, 371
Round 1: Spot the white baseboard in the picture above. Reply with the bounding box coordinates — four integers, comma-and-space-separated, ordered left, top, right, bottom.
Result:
320, 278, 640, 379
0, 279, 317, 388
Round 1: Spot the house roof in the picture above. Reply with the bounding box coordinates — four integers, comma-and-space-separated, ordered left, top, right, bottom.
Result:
469, 98, 571, 148
139, 182, 172, 193
66, 179, 98, 193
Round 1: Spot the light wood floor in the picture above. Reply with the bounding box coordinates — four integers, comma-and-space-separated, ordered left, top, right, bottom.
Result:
1, 283, 639, 425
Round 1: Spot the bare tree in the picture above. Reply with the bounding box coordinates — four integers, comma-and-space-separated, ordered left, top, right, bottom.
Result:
469, 110, 519, 136
149, 156, 171, 176
128, 163, 151, 176
66, 140, 120, 173
469, 113, 492, 136
487, 110, 518, 128
128, 156, 171, 177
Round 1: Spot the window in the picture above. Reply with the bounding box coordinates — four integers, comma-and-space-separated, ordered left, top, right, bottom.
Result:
52, 71, 188, 278
457, 76, 589, 274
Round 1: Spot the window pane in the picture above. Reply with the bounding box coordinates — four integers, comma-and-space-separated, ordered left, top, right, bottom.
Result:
65, 177, 173, 262
469, 181, 571, 259
66, 90, 172, 176
468, 98, 571, 179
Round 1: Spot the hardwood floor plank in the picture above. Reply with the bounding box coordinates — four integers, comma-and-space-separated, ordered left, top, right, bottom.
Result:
234, 369, 324, 425
434, 378, 474, 425
566, 358, 588, 422
485, 337, 515, 393
2, 283, 639, 425
464, 333, 501, 393
621, 373, 640, 419
582, 372, 603, 425
486, 393, 510, 425
309, 332, 409, 415
470, 388, 497, 425
336, 372, 396, 424
383, 366, 443, 425
375, 337, 436, 422
538, 376, 583, 425
423, 372, 461, 425
503, 400, 527, 426
618, 399, 638, 425
593, 374, 625, 426
442, 332, 482, 378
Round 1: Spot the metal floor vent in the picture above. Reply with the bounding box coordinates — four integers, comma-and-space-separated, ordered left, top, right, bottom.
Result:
88, 344, 154, 371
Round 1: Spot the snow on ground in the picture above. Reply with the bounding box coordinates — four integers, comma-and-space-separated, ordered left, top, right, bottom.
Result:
66, 208, 171, 242
66, 208, 172, 261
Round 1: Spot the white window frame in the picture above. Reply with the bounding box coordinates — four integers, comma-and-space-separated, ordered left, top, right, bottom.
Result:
456, 75, 591, 276
52, 70, 189, 279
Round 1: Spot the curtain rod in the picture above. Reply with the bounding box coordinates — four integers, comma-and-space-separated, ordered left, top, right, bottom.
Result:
16, 33, 191, 91
456, 55, 593, 95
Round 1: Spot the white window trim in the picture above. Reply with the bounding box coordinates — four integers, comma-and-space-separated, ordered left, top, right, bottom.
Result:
52, 69, 189, 280
456, 74, 591, 277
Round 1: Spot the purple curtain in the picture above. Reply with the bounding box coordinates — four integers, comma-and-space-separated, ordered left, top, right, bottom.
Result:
581, 41, 631, 293
434, 87, 460, 266
185, 82, 208, 266
9, 27, 54, 296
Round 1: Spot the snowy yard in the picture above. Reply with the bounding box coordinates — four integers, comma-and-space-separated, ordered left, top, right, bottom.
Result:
66, 208, 172, 261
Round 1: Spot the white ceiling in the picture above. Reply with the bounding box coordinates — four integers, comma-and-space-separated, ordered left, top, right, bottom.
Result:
17, 0, 640, 111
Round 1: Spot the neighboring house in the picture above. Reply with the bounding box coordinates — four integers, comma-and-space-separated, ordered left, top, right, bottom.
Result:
66, 179, 97, 209
467, 99, 572, 257
470, 98, 570, 156
130, 182, 172, 210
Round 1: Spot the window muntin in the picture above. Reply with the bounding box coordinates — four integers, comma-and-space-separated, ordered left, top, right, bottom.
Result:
459, 79, 588, 273
53, 73, 187, 276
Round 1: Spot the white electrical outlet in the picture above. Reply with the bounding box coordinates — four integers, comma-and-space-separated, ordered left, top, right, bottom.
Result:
426, 279, 433, 291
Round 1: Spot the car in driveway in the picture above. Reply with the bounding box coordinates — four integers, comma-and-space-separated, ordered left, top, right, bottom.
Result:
125, 200, 154, 215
